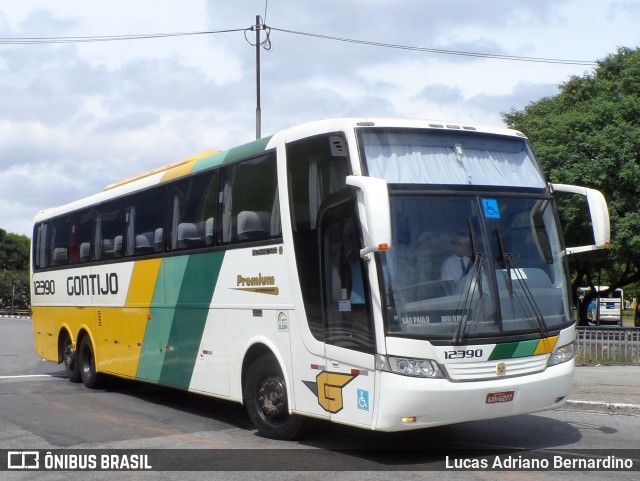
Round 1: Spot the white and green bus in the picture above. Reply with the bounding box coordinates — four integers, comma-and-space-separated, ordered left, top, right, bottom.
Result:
31, 118, 610, 439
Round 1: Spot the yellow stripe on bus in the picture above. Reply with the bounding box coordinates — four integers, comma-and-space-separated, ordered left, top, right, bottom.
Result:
104, 258, 164, 378
104, 150, 220, 190
533, 336, 559, 355
126, 259, 162, 306
161, 150, 220, 183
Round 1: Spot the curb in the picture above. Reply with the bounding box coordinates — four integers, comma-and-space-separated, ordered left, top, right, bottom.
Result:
564, 400, 640, 417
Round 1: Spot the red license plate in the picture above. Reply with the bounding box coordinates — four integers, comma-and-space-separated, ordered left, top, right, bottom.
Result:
486, 391, 515, 404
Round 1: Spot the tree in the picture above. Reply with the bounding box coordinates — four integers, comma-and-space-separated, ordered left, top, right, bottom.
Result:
0, 228, 31, 310
503, 47, 640, 325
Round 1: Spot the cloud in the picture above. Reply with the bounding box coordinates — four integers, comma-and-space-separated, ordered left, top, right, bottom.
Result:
91, 111, 160, 134
0, 1, 636, 236
470, 82, 561, 116
414, 84, 464, 105
409, 81, 561, 126
0, 45, 103, 123
15, 8, 77, 35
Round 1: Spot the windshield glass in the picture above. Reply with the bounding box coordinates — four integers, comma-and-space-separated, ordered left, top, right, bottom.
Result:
362, 128, 546, 188
379, 194, 572, 342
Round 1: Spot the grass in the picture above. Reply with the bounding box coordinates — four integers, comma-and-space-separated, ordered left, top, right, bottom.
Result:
623, 309, 636, 325
576, 352, 638, 366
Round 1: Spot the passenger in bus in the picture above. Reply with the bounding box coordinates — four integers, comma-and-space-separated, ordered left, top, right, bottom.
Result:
441, 232, 473, 293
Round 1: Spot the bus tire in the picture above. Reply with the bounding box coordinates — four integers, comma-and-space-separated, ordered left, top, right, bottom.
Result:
62, 335, 81, 383
78, 336, 104, 389
243, 355, 303, 440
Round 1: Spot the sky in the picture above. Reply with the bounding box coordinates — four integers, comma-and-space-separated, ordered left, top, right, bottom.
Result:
0, 0, 639, 237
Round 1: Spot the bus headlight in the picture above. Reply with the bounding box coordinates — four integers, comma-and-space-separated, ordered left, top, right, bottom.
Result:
385, 356, 444, 378
547, 342, 575, 367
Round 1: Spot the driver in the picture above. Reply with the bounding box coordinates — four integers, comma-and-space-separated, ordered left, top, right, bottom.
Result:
441, 232, 473, 290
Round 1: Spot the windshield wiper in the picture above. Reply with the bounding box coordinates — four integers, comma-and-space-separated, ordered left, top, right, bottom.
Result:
468, 217, 483, 296
495, 223, 513, 297
452, 219, 483, 344
495, 223, 550, 339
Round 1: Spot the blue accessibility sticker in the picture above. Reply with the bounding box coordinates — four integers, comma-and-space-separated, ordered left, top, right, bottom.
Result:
357, 389, 369, 411
482, 199, 501, 219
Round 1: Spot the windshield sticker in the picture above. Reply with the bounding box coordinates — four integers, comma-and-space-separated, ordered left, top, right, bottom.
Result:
482, 199, 501, 219
401, 310, 471, 325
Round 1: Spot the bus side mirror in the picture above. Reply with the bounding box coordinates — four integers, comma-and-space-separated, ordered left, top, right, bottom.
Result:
551, 183, 611, 255
346, 176, 392, 257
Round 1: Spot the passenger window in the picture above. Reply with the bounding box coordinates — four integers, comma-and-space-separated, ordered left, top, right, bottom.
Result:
169, 171, 218, 250
126, 188, 166, 256
70, 210, 93, 264
48, 216, 72, 267
95, 202, 126, 260
34, 223, 49, 269
218, 154, 280, 244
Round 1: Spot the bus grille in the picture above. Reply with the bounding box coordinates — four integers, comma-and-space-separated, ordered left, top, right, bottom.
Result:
445, 355, 548, 381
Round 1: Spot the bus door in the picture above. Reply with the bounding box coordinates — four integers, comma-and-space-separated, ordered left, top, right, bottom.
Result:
318, 196, 377, 427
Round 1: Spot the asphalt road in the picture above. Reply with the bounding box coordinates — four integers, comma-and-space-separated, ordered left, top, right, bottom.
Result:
1, 317, 639, 480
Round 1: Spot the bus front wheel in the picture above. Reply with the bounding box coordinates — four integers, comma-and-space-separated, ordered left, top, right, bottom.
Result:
243, 355, 303, 440
78, 336, 103, 389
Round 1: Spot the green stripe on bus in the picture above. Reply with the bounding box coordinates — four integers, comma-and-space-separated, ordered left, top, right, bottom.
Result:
224, 136, 273, 163
512, 339, 540, 358
488, 342, 518, 360
136, 256, 189, 382
191, 136, 273, 174
192, 151, 229, 173
158, 251, 225, 388
489, 339, 542, 360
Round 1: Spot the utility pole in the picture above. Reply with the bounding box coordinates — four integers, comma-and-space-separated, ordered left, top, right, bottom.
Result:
255, 15, 262, 140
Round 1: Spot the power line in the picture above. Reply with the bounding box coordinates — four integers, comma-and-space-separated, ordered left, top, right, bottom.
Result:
0, 23, 598, 66
0, 28, 245, 45
270, 27, 598, 66
263, 0, 270, 25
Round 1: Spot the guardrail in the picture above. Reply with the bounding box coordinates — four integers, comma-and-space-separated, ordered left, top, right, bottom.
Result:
576, 326, 640, 366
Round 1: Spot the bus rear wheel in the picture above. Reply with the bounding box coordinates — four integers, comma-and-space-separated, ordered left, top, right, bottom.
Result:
243, 355, 303, 440
78, 336, 104, 389
62, 335, 81, 383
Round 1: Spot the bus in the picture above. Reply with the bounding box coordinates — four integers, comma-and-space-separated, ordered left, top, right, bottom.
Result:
578, 286, 624, 326
31, 118, 610, 440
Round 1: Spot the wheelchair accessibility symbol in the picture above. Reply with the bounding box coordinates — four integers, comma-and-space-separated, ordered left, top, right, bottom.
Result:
482, 199, 501, 219
357, 389, 369, 411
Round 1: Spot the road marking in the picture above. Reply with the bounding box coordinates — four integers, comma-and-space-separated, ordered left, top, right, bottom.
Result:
0, 374, 55, 380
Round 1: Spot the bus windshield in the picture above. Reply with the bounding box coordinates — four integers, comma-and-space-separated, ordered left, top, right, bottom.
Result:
378, 194, 572, 341
359, 128, 571, 342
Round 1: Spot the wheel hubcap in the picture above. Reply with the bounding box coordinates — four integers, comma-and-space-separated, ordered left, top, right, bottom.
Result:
63, 345, 74, 369
81, 345, 93, 377
258, 377, 286, 421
